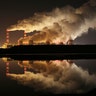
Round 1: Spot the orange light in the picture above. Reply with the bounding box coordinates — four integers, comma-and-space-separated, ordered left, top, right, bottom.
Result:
6, 39, 9, 43
6, 66, 9, 69
24, 67, 27, 71
6, 36, 9, 38
6, 70, 9, 73
24, 66, 27, 74
6, 62, 9, 66
6, 29, 9, 32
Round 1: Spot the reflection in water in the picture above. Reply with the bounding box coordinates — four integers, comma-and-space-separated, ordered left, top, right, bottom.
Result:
1, 58, 96, 94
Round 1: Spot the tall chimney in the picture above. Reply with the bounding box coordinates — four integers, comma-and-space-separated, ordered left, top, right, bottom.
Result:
6, 62, 9, 76
24, 66, 27, 74
24, 31, 27, 38
6, 30, 9, 44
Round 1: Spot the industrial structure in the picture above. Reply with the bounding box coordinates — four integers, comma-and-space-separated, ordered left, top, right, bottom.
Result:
1, 29, 73, 48
2, 30, 27, 48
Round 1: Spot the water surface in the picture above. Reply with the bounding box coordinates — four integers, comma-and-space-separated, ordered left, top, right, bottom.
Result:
0, 58, 96, 95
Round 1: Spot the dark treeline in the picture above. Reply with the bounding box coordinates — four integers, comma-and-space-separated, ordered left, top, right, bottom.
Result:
1, 45, 96, 54
0, 45, 96, 60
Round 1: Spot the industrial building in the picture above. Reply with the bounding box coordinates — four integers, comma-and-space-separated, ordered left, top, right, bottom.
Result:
1, 29, 73, 48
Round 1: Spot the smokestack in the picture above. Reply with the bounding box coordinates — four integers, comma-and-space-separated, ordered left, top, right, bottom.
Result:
6, 62, 9, 76
6, 30, 9, 44
24, 31, 27, 38
24, 66, 27, 74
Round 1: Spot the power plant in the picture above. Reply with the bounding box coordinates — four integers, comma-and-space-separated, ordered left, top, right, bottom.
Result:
1, 29, 73, 48
2, 30, 27, 48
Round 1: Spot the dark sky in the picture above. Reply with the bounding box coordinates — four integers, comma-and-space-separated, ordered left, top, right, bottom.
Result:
0, 0, 95, 46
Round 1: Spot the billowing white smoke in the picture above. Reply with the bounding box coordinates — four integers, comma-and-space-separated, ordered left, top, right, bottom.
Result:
7, 60, 96, 94
7, 0, 96, 43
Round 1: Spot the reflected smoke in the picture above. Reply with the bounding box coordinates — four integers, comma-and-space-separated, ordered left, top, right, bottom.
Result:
7, 60, 96, 94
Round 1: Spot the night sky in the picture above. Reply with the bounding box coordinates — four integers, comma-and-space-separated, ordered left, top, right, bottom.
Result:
0, 0, 95, 46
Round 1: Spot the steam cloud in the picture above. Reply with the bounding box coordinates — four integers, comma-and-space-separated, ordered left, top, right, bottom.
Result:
7, 0, 96, 44
7, 60, 96, 94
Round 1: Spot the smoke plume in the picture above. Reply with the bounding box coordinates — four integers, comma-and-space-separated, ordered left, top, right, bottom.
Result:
7, 0, 96, 43
7, 60, 96, 94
